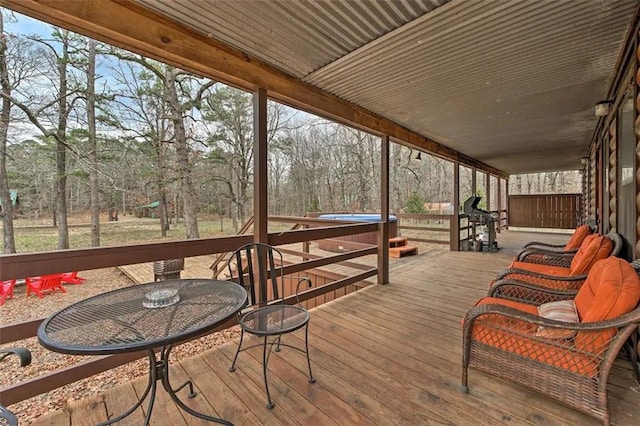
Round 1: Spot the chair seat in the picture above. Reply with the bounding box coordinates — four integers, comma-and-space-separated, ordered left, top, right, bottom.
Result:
240, 305, 310, 336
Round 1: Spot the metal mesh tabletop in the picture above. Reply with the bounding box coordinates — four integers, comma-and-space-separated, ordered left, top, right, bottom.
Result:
37, 279, 247, 355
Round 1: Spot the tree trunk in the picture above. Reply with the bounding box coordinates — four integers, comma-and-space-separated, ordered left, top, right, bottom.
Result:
55, 32, 70, 249
164, 67, 199, 238
0, 16, 16, 253
87, 40, 100, 247
159, 188, 169, 235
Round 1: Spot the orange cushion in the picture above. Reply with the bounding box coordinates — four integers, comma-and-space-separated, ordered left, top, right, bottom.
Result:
574, 258, 640, 352
564, 224, 592, 251
470, 297, 599, 376
509, 262, 572, 276
569, 234, 612, 275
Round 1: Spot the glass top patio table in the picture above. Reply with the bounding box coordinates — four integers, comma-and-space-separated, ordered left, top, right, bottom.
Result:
38, 279, 247, 355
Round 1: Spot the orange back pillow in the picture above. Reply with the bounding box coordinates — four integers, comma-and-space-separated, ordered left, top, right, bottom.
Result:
569, 234, 613, 276
564, 224, 592, 251
574, 258, 640, 352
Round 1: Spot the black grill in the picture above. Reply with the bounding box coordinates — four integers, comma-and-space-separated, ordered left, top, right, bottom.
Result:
463, 195, 499, 251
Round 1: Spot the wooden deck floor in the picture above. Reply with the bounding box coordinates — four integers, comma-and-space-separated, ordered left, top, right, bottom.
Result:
32, 230, 640, 425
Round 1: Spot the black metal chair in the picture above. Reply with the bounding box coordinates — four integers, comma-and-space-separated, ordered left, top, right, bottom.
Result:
226, 242, 315, 408
1, 347, 32, 426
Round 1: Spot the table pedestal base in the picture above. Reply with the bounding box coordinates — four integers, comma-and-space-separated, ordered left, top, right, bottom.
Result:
100, 345, 232, 426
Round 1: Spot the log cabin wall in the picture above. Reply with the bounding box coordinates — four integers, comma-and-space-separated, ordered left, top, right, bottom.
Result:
609, 119, 618, 232
635, 33, 640, 257
589, 150, 597, 220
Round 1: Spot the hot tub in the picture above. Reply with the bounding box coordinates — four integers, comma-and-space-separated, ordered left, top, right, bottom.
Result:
317, 214, 398, 252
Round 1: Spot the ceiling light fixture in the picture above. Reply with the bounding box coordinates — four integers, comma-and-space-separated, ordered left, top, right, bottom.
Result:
594, 100, 613, 117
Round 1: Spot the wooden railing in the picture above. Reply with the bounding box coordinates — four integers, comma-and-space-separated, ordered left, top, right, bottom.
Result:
0, 219, 379, 406
395, 213, 452, 246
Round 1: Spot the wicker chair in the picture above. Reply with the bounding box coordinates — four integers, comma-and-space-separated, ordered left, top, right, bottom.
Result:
0, 347, 32, 426
492, 232, 621, 292
520, 223, 595, 253
515, 226, 596, 267
462, 257, 640, 426
152, 258, 185, 281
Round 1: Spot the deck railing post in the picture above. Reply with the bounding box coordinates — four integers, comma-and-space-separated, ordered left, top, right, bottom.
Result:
451, 162, 460, 251
253, 87, 268, 244
378, 135, 390, 284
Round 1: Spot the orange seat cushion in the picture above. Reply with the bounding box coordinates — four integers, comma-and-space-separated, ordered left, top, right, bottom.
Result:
508, 262, 571, 276
470, 297, 599, 376
564, 224, 592, 251
573, 258, 640, 352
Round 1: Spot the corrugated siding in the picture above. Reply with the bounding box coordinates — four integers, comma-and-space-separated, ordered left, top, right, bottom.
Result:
135, 0, 448, 77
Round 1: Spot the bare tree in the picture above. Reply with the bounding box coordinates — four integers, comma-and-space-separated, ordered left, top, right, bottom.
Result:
203, 87, 292, 229
0, 12, 15, 253
85, 39, 100, 246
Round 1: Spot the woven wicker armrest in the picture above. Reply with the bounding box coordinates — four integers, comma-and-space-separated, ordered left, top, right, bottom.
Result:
516, 250, 575, 267
516, 246, 577, 260
492, 268, 587, 293
488, 279, 577, 305
495, 267, 586, 282
523, 241, 566, 250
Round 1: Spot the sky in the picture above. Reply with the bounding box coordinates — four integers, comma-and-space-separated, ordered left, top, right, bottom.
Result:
4, 9, 50, 37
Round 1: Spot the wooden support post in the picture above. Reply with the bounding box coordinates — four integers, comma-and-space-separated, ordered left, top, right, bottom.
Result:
302, 224, 310, 261
471, 168, 477, 195
505, 178, 510, 229
485, 173, 491, 211
450, 162, 460, 251
253, 87, 268, 244
378, 135, 390, 284
497, 177, 502, 233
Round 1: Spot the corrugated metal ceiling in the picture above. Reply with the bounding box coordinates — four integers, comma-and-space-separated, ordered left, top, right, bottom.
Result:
135, 0, 637, 174
136, 0, 448, 77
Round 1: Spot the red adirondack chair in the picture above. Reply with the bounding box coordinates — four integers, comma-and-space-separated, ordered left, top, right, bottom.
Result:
0, 280, 15, 305
26, 274, 66, 299
60, 271, 86, 285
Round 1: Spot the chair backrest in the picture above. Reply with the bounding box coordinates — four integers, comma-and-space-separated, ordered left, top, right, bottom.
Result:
1, 280, 15, 301
568, 234, 613, 275
563, 224, 593, 251
573, 257, 640, 352
227, 243, 284, 307
39, 274, 63, 289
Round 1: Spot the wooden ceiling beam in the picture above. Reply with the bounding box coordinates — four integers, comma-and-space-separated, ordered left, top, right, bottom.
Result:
0, 0, 507, 178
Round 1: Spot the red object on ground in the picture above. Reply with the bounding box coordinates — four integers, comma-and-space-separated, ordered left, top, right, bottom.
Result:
1, 280, 16, 305
60, 271, 86, 285
26, 275, 66, 299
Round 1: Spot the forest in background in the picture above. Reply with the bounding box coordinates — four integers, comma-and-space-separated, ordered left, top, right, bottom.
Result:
0, 11, 580, 254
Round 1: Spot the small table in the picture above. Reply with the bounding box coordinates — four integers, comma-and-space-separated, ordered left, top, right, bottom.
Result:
37, 279, 247, 426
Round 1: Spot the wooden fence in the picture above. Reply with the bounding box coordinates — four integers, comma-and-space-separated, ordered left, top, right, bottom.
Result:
508, 194, 582, 229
